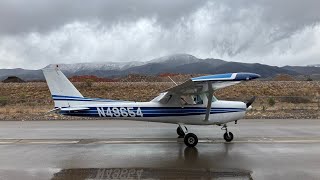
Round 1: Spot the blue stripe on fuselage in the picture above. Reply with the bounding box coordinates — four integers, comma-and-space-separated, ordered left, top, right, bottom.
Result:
59, 107, 246, 117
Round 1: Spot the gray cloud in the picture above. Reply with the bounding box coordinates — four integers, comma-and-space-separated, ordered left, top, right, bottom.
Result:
0, 0, 319, 69
0, 0, 207, 35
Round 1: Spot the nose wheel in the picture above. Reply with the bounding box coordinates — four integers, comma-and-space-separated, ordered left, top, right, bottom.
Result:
222, 124, 234, 142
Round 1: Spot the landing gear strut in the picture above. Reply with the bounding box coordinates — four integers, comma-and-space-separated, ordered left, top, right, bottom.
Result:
222, 124, 234, 142
176, 126, 185, 137
177, 124, 198, 147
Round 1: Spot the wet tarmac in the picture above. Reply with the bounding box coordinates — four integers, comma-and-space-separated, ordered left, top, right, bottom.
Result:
0, 119, 319, 179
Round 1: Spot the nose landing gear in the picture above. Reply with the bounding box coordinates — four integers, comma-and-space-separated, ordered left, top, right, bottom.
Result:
222, 124, 234, 142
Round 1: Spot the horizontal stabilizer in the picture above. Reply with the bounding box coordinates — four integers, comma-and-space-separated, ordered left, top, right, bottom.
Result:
48, 107, 90, 113
61, 107, 90, 111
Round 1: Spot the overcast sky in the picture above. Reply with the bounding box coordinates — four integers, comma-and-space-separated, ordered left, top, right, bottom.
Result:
0, 0, 319, 69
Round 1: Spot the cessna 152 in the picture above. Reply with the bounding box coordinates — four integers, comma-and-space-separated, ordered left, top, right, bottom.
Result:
43, 66, 260, 147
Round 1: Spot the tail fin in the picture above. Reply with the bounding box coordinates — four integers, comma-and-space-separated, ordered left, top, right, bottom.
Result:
43, 66, 83, 107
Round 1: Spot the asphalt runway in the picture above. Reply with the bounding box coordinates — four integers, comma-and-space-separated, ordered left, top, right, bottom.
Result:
0, 119, 319, 179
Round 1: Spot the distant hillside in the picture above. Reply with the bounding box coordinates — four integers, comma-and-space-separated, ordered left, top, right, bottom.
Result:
282, 66, 320, 75
0, 54, 319, 80
0, 68, 43, 81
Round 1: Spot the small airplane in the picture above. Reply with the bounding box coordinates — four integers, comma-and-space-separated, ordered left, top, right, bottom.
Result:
43, 66, 260, 147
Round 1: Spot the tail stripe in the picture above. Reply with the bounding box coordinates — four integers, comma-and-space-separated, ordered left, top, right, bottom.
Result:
52, 95, 127, 102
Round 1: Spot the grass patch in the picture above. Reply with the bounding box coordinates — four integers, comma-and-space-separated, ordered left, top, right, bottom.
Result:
0, 96, 8, 106
280, 96, 312, 104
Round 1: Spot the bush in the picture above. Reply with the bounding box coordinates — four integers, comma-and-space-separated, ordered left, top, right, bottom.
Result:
0, 96, 8, 106
84, 79, 93, 88
267, 97, 275, 106
280, 96, 311, 104
306, 77, 313, 81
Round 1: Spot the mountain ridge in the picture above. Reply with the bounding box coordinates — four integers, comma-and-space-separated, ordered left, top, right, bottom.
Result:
0, 54, 319, 81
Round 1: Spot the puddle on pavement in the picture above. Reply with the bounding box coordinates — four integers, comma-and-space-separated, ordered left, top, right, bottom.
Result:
51, 168, 253, 180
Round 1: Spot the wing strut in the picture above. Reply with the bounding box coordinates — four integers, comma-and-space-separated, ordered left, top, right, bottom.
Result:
204, 81, 213, 121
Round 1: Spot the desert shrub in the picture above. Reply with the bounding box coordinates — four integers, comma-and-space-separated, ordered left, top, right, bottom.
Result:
280, 96, 311, 104
0, 96, 8, 106
306, 77, 313, 81
84, 79, 93, 88
267, 97, 275, 106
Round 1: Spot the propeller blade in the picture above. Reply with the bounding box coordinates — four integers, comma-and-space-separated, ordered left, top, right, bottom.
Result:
246, 96, 256, 108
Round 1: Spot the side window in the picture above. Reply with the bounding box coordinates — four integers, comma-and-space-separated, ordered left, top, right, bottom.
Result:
212, 95, 218, 102
180, 95, 195, 105
205, 93, 218, 102
193, 95, 203, 104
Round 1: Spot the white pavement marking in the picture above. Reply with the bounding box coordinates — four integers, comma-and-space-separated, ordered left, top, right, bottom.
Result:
0, 138, 319, 145
0, 141, 16, 144
25, 141, 80, 144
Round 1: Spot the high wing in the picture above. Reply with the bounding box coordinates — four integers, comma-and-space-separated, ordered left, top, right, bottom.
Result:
163, 73, 260, 95
157, 72, 261, 121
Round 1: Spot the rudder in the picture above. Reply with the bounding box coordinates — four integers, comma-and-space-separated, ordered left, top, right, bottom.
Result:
43, 66, 83, 107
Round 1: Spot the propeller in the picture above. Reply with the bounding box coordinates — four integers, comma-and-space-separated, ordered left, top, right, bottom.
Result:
246, 96, 256, 108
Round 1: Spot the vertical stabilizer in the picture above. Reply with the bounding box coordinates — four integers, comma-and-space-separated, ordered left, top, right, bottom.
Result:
43, 66, 83, 107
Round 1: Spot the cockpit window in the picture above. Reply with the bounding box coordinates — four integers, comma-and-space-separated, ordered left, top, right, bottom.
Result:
204, 93, 218, 102
212, 95, 218, 102
193, 94, 203, 104
180, 94, 217, 105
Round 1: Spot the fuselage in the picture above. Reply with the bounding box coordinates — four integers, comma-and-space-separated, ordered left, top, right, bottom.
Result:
58, 100, 247, 125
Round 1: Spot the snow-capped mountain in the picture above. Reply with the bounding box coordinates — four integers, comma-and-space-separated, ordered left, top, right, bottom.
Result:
148, 54, 200, 65
46, 61, 146, 74
308, 64, 320, 67
0, 54, 319, 80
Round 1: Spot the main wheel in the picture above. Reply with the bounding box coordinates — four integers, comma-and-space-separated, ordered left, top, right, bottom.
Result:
176, 126, 185, 137
184, 133, 198, 147
223, 132, 234, 142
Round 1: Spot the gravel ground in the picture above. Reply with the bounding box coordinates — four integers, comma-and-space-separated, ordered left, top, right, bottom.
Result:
0, 81, 319, 120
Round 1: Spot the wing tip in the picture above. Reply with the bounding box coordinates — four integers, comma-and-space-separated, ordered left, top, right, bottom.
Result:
235, 72, 261, 81
191, 72, 260, 82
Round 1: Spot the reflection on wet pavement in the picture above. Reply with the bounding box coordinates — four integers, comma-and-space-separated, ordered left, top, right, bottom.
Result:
51, 147, 252, 180
51, 168, 252, 180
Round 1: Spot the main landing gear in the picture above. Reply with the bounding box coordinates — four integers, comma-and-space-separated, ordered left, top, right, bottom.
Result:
177, 125, 198, 147
177, 123, 234, 147
176, 126, 186, 137
221, 124, 234, 142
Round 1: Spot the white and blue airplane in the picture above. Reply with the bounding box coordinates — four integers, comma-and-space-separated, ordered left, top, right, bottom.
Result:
43, 66, 260, 147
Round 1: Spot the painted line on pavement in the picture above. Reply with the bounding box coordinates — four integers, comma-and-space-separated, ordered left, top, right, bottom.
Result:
0, 138, 319, 144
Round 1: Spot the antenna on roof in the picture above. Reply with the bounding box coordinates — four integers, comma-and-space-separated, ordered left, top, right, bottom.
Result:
168, 76, 177, 86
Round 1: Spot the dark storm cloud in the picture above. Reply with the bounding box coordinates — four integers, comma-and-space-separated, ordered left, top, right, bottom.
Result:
0, 0, 207, 34
0, 0, 319, 69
